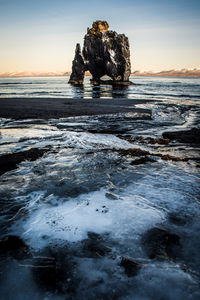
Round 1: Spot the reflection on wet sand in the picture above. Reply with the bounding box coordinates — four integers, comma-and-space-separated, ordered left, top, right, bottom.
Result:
71, 81, 129, 99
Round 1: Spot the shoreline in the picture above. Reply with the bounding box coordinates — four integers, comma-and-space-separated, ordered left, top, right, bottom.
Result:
0, 97, 152, 120
0, 75, 200, 79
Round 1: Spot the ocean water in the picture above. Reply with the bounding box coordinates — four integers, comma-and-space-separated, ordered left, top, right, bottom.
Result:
0, 75, 200, 101
0, 76, 200, 299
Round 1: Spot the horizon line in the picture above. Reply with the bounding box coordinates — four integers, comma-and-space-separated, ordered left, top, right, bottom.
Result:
0, 68, 200, 78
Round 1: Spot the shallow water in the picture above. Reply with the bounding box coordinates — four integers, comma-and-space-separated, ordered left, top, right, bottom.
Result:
0, 77, 200, 299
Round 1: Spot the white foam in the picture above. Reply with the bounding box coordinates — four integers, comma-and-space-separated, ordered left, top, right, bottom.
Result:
0, 124, 134, 155
60, 131, 132, 150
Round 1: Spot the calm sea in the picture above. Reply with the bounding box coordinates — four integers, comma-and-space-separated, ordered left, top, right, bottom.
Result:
0, 76, 199, 101
0, 75, 200, 299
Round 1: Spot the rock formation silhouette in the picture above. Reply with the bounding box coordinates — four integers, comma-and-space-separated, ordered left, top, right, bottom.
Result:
69, 21, 131, 85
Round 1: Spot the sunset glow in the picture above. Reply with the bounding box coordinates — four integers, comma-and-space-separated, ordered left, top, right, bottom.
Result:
0, 0, 200, 73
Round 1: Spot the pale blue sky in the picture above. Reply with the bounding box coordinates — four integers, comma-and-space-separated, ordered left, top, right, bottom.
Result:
0, 0, 199, 72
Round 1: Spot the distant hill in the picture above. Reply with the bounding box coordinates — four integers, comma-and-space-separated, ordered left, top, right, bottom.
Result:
0, 71, 70, 77
131, 69, 200, 77
0, 69, 199, 77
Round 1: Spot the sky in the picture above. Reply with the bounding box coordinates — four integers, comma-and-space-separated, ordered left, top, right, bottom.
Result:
0, 0, 200, 73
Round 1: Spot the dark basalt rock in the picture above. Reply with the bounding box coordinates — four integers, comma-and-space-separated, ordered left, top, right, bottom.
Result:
0, 147, 50, 176
130, 156, 155, 165
162, 127, 200, 145
0, 235, 29, 258
81, 232, 112, 258
142, 227, 181, 260
69, 20, 131, 85
120, 256, 142, 277
33, 256, 66, 293
118, 148, 150, 157
168, 212, 188, 226
144, 137, 170, 145
68, 44, 85, 85
32, 249, 78, 294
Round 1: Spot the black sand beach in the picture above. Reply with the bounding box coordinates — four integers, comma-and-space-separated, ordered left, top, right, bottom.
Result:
0, 97, 151, 119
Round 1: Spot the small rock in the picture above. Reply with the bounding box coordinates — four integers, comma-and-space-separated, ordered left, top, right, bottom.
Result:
32, 249, 77, 294
120, 256, 142, 277
162, 127, 200, 145
168, 212, 188, 226
142, 227, 181, 260
147, 138, 170, 145
130, 156, 155, 165
82, 232, 111, 258
0, 235, 29, 258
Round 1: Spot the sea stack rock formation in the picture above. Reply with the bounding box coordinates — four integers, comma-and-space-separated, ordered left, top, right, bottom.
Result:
69, 21, 131, 85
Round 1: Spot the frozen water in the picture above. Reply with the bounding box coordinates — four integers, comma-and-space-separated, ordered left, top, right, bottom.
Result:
0, 84, 200, 299
19, 188, 162, 249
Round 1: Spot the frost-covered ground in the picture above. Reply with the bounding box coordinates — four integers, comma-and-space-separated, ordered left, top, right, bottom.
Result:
0, 99, 200, 300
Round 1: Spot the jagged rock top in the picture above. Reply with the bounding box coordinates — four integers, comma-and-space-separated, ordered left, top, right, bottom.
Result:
87, 20, 109, 34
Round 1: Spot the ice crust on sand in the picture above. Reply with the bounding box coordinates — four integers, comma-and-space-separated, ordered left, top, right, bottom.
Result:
1, 105, 200, 299
21, 188, 163, 249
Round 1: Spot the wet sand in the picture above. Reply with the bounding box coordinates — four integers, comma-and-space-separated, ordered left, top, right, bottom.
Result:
0, 97, 151, 119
